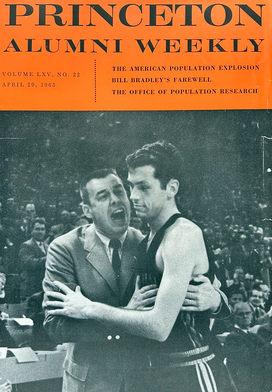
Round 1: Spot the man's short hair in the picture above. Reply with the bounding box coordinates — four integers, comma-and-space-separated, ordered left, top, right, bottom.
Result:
79, 168, 118, 206
233, 301, 252, 315
31, 217, 46, 232
249, 286, 263, 298
126, 140, 182, 190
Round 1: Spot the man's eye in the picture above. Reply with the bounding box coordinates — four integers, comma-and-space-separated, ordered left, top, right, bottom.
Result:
98, 194, 108, 201
115, 189, 125, 195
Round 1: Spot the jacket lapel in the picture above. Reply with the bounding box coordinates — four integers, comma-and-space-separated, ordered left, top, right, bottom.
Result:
30, 238, 46, 255
84, 225, 118, 295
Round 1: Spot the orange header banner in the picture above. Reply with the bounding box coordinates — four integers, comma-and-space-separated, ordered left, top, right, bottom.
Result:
0, 1, 271, 110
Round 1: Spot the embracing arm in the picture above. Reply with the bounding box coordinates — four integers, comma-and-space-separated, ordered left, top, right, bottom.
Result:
46, 223, 208, 342
181, 275, 231, 319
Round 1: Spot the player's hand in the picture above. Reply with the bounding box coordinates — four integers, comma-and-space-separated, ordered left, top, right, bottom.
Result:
46, 281, 92, 319
181, 275, 221, 313
125, 275, 158, 310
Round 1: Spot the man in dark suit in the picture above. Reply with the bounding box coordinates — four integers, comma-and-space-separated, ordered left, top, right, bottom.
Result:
46, 210, 75, 245
225, 301, 272, 392
19, 217, 48, 302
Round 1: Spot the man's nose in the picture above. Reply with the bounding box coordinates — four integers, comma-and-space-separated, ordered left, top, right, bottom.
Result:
110, 192, 120, 204
130, 187, 139, 201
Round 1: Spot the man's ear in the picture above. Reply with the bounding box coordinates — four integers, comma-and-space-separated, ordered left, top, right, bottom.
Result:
82, 204, 93, 220
166, 179, 179, 197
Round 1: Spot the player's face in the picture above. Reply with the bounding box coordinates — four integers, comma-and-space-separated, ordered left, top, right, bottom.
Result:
84, 174, 130, 238
128, 165, 168, 224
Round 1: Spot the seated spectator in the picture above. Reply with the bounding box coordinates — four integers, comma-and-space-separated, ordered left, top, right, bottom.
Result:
46, 210, 74, 244
69, 211, 78, 226
244, 273, 254, 300
213, 248, 230, 293
212, 290, 244, 334
260, 251, 272, 289
260, 283, 271, 311
19, 217, 48, 302
229, 290, 245, 310
224, 302, 272, 392
74, 215, 89, 227
248, 286, 272, 326
24, 203, 37, 240
226, 266, 247, 300
243, 238, 262, 278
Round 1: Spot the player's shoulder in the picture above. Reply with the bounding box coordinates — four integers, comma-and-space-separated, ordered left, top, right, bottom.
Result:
168, 217, 203, 238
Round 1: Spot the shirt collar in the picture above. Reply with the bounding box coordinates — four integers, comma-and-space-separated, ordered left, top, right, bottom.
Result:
95, 230, 127, 248
234, 324, 249, 333
34, 239, 43, 246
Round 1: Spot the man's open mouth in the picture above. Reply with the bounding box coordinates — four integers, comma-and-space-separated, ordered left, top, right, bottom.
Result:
111, 208, 125, 221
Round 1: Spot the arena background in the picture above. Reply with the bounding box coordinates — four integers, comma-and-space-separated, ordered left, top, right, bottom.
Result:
0, 110, 271, 221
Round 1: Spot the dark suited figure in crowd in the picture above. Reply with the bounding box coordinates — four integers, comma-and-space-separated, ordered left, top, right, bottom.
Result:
248, 286, 272, 326
46, 210, 75, 245
212, 290, 245, 334
213, 248, 230, 293
226, 266, 247, 300
19, 217, 48, 302
225, 302, 272, 392
25, 291, 56, 351
16, 203, 37, 246
260, 283, 271, 311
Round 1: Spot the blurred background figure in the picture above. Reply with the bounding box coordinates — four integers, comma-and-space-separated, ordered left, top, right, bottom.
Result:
0, 273, 16, 348
25, 291, 56, 351
19, 217, 47, 302
46, 210, 74, 245
225, 302, 272, 392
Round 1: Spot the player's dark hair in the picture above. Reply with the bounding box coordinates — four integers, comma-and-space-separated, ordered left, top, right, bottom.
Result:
126, 141, 182, 205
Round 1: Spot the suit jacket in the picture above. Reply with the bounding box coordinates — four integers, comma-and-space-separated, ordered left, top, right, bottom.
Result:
43, 224, 144, 392
19, 238, 48, 301
224, 327, 272, 392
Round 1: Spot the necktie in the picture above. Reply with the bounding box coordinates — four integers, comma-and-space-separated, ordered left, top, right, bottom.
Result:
109, 239, 121, 281
39, 242, 45, 252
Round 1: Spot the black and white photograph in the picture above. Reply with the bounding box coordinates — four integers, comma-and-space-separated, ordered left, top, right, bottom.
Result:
0, 109, 272, 391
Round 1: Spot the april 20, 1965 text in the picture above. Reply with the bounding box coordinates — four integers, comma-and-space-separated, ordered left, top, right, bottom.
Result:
2, 82, 56, 87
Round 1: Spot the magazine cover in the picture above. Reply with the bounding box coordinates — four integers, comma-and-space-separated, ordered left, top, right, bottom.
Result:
0, 1, 271, 392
